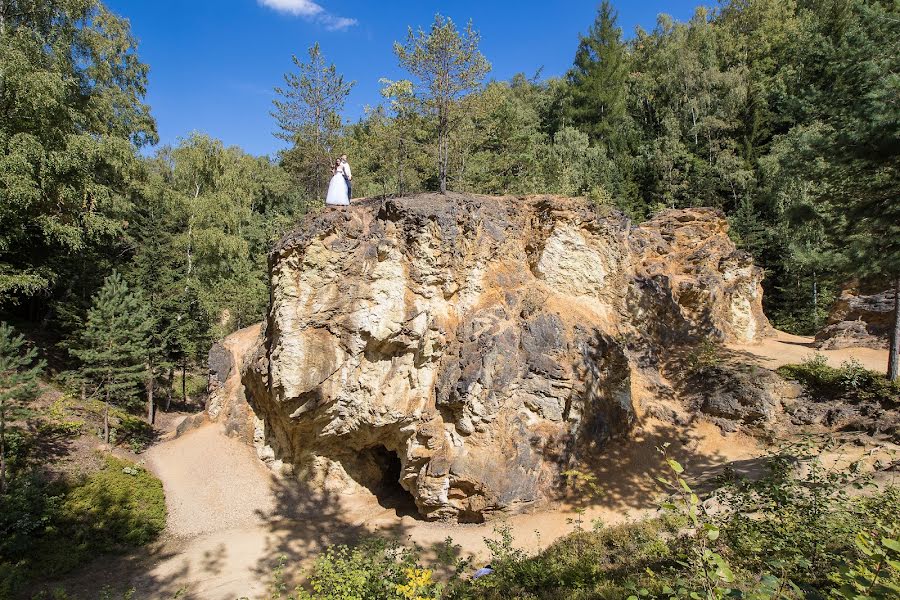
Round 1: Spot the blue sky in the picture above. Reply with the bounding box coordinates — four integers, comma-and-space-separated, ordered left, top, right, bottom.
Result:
105, 0, 703, 157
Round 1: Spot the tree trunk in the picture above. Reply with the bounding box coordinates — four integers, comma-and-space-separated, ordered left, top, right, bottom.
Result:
146, 367, 155, 425
812, 272, 819, 330
1, 403, 7, 495
182, 363, 187, 403
165, 366, 174, 411
398, 139, 404, 197
104, 389, 110, 444
439, 133, 447, 194
438, 104, 449, 195
888, 274, 900, 382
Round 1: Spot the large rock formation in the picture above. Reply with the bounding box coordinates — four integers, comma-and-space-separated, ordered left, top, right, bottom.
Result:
242, 194, 771, 521
816, 287, 896, 350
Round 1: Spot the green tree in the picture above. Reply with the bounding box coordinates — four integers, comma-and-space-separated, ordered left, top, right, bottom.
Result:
766, 0, 900, 379
567, 1, 629, 147
71, 272, 151, 442
394, 14, 490, 194
456, 76, 551, 195
272, 43, 355, 201
0, 323, 43, 494
0, 0, 155, 308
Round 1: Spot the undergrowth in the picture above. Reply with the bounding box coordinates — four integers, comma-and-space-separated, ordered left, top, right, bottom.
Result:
777, 354, 900, 406
0, 456, 166, 598
259, 440, 900, 600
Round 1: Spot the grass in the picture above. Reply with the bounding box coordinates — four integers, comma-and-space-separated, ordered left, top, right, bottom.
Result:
0, 455, 166, 597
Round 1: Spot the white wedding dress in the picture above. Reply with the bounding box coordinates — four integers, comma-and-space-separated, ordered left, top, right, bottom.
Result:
325, 172, 350, 206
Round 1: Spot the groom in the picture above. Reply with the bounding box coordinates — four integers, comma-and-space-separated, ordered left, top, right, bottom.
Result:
339, 154, 352, 199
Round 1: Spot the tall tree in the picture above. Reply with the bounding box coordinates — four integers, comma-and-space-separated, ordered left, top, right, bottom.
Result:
567, 1, 629, 146
394, 14, 490, 194
0, 0, 155, 309
0, 323, 43, 494
766, 0, 900, 379
272, 43, 355, 201
71, 272, 151, 441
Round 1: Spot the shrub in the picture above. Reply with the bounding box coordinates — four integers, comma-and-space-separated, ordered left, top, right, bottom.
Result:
0, 455, 166, 595
777, 355, 900, 405
255, 443, 900, 600
61, 456, 166, 549
267, 539, 440, 600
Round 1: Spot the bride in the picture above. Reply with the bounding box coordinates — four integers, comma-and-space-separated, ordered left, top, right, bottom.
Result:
325, 158, 350, 207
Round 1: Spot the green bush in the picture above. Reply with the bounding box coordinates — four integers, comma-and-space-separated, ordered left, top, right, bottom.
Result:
777, 355, 900, 405
0, 455, 166, 595
265, 539, 442, 600
61, 456, 166, 549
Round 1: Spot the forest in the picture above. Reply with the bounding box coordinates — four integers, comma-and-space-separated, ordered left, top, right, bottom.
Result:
1, 0, 899, 597
2, 0, 898, 402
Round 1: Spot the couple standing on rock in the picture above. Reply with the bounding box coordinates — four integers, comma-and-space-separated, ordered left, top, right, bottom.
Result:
325, 154, 353, 207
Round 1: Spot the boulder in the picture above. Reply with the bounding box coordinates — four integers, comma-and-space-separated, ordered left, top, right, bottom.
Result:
242, 194, 772, 521
205, 323, 264, 443
816, 287, 895, 350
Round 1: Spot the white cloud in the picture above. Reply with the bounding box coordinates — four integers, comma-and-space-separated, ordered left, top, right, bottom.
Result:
258, 0, 357, 30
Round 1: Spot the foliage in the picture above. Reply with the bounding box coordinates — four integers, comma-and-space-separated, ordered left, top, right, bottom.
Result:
828, 526, 900, 600
394, 14, 491, 193
68, 271, 151, 440
0, 455, 165, 596
777, 355, 900, 405
0, 322, 44, 493
263, 539, 440, 600
61, 456, 166, 548
437, 445, 898, 599
273, 43, 355, 201
0, 0, 156, 305
567, 1, 629, 148
685, 339, 725, 376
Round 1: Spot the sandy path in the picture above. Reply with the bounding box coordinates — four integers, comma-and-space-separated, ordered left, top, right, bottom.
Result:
51, 416, 764, 599
50, 333, 888, 599
728, 330, 887, 372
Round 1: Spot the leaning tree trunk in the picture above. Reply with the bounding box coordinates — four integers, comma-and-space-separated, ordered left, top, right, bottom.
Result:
888, 274, 899, 382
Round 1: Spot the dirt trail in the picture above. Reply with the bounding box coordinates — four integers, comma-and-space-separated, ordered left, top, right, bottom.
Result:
728, 330, 887, 372
52, 334, 889, 599
53, 418, 762, 599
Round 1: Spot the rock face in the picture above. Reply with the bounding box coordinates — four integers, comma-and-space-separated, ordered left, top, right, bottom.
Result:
205, 323, 263, 442
816, 288, 895, 350
242, 194, 772, 521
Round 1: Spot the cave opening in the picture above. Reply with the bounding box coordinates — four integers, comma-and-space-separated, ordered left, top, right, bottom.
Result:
363, 445, 421, 519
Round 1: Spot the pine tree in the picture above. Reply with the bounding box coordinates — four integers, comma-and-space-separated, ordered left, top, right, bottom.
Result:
765, 0, 900, 378
71, 272, 152, 443
394, 14, 491, 194
272, 43, 355, 201
0, 323, 44, 494
567, 1, 628, 146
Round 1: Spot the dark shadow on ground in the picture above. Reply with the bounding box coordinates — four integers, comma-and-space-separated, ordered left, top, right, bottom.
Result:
250, 474, 414, 591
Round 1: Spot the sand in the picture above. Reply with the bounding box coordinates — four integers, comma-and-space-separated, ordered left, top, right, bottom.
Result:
47, 334, 890, 599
